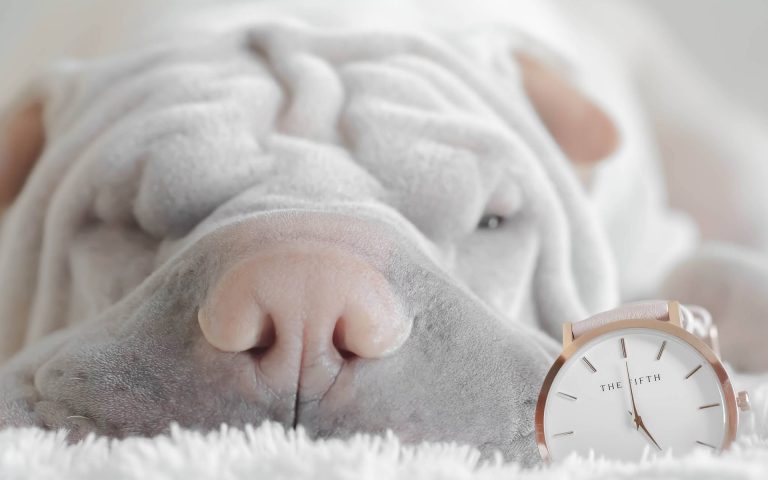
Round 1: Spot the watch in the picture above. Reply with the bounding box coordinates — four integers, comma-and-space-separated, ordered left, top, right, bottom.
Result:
535, 300, 751, 462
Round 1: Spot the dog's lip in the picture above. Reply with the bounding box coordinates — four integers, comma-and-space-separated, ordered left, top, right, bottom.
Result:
243, 344, 352, 430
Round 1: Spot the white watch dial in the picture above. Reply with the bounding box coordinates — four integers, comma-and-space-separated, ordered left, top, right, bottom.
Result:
541, 327, 729, 461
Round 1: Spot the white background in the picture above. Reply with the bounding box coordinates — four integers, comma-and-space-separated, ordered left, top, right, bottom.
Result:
0, 0, 766, 117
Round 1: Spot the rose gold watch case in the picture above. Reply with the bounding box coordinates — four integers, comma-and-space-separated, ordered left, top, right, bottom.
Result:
535, 317, 739, 463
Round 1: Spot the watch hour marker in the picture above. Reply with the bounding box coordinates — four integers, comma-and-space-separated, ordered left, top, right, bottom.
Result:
699, 402, 721, 410
685, 364, 702, 379
620, 338, 627, 358
656, 340, 667, 360
557, 391, 578, 401
582, 356, 597, 373
553, 431, 574, 438
696, 440, 717, 449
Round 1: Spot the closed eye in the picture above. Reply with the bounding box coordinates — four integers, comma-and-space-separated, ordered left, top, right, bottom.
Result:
477, 214, 505, 230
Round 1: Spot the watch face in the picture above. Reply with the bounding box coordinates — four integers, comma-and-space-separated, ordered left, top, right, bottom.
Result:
537, 324, 735, 462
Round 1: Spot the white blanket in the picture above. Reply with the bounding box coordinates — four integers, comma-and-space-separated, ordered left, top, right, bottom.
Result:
1, 374, 767, 479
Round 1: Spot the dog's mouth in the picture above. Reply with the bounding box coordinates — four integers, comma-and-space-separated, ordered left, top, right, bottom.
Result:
3, 316, 544, 467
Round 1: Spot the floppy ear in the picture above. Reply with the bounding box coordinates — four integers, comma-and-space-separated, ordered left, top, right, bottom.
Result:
515, 52, 619, 165
0, 93, 45, 208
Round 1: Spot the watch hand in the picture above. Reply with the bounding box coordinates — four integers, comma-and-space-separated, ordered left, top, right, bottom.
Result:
626, 405, 663, 450
637, 417, 663, 451
625, 362, 640, 429
625, 363, 663, 451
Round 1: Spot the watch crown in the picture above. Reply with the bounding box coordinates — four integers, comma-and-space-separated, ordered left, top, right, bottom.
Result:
737, 390, 751, 412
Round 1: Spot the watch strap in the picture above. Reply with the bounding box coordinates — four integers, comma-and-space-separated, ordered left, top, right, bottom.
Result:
571, 300, 720, 356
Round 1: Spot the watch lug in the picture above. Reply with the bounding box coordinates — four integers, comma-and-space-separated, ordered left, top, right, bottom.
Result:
562, 322, 574, 349
668, 300, 683, 328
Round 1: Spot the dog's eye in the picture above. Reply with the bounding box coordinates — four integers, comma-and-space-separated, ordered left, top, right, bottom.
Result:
478, 214, 505, 230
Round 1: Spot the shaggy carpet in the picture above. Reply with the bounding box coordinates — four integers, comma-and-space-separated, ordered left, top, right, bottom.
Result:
2, 375, 766, 480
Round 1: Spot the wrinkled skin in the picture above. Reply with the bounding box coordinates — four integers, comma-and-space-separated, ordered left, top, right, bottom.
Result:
0, 24, 611, 465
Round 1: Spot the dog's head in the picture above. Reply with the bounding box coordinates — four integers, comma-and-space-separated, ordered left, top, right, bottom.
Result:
0, 23, 617, 463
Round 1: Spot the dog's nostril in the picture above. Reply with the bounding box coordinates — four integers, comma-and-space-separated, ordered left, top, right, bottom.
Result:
246, 345, 271, 358
257, 318, 276, 348
332, 322, 359, 360
338, 349, 357, 360
245, 320, 275, 357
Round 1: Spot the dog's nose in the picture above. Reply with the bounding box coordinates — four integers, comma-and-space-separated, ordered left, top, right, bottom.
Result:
198, 244, 410, 393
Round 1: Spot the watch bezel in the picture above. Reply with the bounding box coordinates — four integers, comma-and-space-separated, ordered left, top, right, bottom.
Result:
534, 318, 739, 462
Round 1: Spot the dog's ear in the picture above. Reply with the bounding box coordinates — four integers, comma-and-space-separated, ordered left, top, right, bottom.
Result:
0, 93, 46, 208
516, 52, 619, 165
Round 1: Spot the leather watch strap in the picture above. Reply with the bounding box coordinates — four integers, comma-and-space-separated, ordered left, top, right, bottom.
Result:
571, 300, 720, 356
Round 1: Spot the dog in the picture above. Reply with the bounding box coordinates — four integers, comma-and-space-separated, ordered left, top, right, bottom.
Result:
1, 0, 766, 465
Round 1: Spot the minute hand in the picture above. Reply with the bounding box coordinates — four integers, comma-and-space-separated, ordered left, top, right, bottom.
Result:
625, 362, 641, 428
625, 361, 663, 451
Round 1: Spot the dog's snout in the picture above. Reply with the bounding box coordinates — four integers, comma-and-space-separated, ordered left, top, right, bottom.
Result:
198, 243, 410, 392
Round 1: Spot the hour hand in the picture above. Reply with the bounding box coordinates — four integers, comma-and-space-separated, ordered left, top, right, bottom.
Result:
638, 418, 662, 451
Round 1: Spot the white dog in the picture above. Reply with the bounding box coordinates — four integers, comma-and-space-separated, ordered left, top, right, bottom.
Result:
1, 0, 766, 465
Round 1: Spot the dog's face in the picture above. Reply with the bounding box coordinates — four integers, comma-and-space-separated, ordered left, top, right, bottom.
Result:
0, 24, 617, 463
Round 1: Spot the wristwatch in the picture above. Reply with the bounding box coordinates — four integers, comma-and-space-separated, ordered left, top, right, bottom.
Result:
535, 300, 751, 462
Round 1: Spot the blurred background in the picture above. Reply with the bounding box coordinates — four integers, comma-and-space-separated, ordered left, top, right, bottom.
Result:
645, 0, 768, 117
1, 0, 767, 114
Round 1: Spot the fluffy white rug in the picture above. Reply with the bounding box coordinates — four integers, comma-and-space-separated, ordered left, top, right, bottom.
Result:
2, 375, 767, 480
